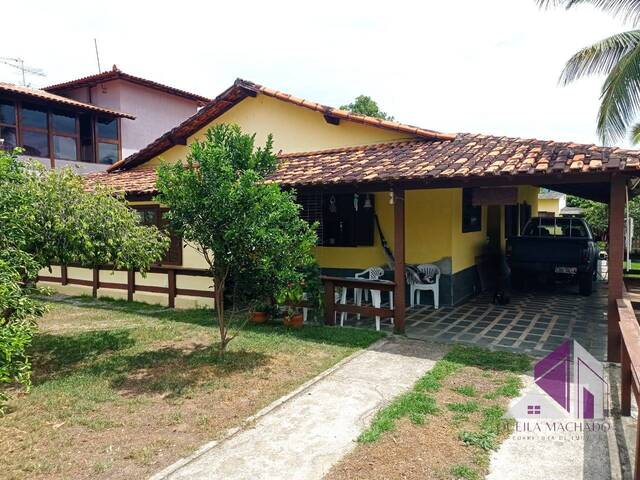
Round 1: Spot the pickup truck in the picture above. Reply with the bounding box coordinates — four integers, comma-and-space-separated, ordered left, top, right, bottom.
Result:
506, 217, 598, 296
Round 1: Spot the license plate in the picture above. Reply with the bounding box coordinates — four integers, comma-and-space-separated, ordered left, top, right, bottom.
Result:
555, 266, 577, 274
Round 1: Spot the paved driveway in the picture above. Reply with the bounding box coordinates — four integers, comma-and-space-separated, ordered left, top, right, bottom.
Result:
343, 282, 608, 361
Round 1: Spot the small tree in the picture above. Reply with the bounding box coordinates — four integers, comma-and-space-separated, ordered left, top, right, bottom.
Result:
0, 149, 169, 408
340, 95, 394, 120
156, 124, 317, 357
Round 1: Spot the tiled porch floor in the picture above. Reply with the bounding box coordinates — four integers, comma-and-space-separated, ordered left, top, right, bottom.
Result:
341, 282, 609, 360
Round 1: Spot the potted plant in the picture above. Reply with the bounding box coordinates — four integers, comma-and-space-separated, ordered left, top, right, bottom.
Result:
249, 300, 271, 323
276, 284, 305, 328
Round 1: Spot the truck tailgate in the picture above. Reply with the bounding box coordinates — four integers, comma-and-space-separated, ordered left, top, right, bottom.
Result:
511, 237, 585, 265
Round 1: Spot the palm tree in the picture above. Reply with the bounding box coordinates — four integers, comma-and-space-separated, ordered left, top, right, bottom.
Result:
539, 1, 640, 144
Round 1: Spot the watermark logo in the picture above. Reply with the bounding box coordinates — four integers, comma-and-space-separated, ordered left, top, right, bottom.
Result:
507, 339, 609, 420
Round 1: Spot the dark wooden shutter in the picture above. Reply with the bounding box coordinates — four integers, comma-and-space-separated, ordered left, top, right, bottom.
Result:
505, 205, 519, 238
354, 194, 374, 246
298, 192, 324, 245
159, 208, 183, 265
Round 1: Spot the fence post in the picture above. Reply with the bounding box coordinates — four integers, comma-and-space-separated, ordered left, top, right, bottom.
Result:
324, 280, 335, 326
92, 268, 99, 298
168, 269, 176, 308
621, 343, 632, 416
127, 270, 135, 302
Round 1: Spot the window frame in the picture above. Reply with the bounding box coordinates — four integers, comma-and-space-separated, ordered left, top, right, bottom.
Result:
0, 95, 122, 165
0, 99, 17, 150
132, 205, 183, 266
51, 110, 80, 161
19, 102, 51, 158
461, 188, 482, 233
297, 192, 375, 247
96, 116, 121, 165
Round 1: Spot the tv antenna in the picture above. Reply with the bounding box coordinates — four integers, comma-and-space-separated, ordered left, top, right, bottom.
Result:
0, 57, 46, 86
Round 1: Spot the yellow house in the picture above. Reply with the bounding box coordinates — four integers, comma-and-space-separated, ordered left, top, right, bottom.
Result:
538, 189, 567, 216
38, 79, 637, 335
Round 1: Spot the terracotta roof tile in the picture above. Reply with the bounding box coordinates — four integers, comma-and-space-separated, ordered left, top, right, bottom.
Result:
0, 82, 134, 119
108, 78, 454, 172
44, 65, 210, 104
85, 133, 640, 195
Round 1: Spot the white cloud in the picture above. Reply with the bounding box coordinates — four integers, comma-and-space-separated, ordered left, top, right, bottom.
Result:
1, 0, 631, 146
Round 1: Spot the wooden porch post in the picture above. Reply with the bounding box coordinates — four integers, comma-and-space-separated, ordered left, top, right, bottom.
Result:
394, 188, 406, 334
608, 174, 625, 362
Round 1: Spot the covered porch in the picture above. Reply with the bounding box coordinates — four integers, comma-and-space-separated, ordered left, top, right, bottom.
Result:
339, 281, 609, 360
276, 134, 640, 363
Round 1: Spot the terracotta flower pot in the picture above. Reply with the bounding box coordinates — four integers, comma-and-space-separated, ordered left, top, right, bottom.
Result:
283, 313, 304, 328
250, 311, 268, 323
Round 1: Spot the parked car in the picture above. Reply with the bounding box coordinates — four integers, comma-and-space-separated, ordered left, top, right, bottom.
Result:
506, 217, 598, 295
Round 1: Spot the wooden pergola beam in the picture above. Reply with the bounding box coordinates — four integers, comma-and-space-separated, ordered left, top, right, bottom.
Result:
393, 188, 406, 334
608, 173, 626, 362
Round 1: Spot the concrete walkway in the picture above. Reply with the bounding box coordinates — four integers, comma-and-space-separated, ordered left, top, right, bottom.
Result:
150, 337, 446, 480
488, 367, 633, 480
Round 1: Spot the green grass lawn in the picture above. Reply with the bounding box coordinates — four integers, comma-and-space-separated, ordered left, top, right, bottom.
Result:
326, 345, 531, 480
1, 295, 383, 480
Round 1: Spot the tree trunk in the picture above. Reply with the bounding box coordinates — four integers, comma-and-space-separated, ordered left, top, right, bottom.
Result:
214, 276, 227, 358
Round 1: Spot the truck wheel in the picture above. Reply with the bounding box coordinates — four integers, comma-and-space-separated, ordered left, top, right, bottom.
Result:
579, 273, 593, 296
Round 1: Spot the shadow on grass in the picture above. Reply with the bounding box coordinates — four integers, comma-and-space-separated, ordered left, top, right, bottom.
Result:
45, 295, 385, 349
31, 329, 135, 377
32, 332, 270, 397
98, 346, 269, 397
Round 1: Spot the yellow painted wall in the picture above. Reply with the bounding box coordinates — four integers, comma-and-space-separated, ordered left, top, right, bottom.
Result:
142, 93, 411, 168
538, 198, 560, 215
451, 190, 488, 273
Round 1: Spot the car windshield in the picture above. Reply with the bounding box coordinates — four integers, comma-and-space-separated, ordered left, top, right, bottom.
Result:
522, 218, 589, 238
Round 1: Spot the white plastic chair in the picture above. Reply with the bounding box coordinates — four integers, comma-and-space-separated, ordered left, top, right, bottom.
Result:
302, 287, 347, 324
408, 264, 440, 309
354, 266, 393, 331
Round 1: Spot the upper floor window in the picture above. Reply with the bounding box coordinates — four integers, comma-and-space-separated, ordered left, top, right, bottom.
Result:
20, 103, 49, 157
0, 97, 121, 165
0, 100, 17, 150
96, 117, 119, 164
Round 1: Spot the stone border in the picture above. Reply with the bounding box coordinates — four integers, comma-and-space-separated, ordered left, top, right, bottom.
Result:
148, 337, 391, 480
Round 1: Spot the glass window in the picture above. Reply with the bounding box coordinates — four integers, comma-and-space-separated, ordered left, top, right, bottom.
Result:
0, 100, 16, 125
21, 104, 48, 129
51, 111, 77, 134
53, 135, 77, 161
523, 218, 588, 238
98, 142, 118, 164
21, 130, 49, 157
0, 126, 17, 150
97, 117, 118, 140
462, 188, 482, 233
137, 209, 158, 226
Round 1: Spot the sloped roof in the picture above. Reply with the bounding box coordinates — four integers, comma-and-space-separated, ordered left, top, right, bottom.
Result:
45, 65, 210, 104
0, 82, 134, 119
271, 133, 640, 186
106, 78, 455, 172
538, 189, 566, 200
84, 133, 640, 195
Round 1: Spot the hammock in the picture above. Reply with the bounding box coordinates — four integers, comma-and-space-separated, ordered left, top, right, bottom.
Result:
374, 214, 421, 284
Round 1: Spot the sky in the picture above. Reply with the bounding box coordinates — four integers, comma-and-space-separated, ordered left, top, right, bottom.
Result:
2, 0, 632, 147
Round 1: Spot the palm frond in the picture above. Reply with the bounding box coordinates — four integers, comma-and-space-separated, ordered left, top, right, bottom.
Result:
596, 41, 640, 142
629, 122, 640, 143
559, 30, 640, 84
537, 0, 640, 25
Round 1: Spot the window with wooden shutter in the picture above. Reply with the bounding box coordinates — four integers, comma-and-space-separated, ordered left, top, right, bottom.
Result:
296, 192, 375, 247
159, 208, 183, 265
133, 205, 182, 265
